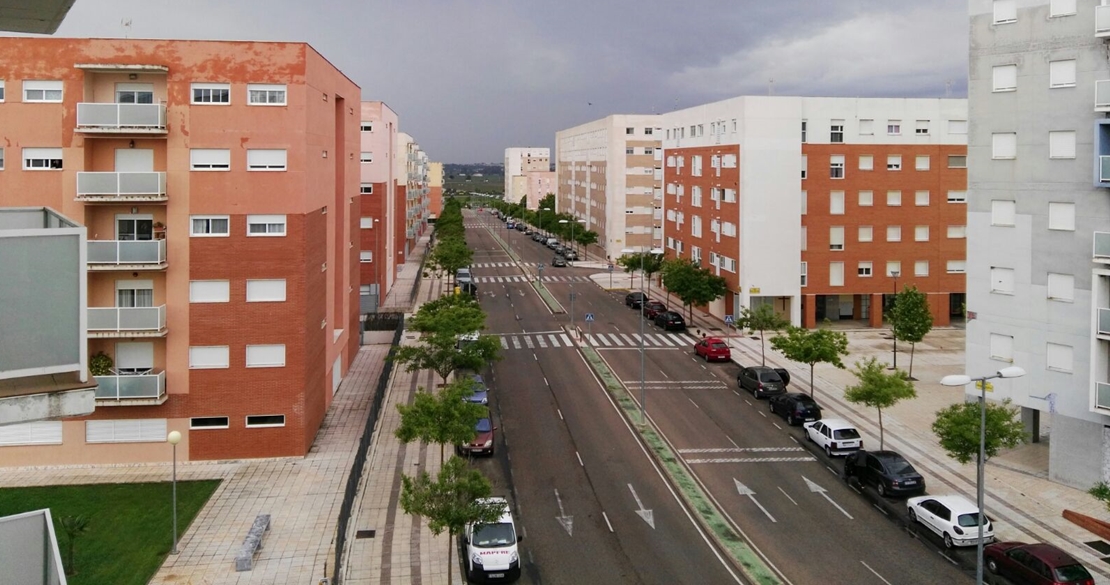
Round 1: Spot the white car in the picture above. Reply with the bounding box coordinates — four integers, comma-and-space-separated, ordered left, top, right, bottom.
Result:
907, 494, 995, 549
464, 497, 521, 582
803, 418, 862, 457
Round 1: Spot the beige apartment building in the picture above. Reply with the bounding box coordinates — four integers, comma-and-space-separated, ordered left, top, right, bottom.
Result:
504, 147, 550, 206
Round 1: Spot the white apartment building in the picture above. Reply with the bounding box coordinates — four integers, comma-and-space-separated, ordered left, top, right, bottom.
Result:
504, 147, 550, 206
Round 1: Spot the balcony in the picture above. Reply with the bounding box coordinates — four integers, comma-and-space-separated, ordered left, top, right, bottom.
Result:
1102, 157, 1110, 185
76, 102, 167, 134
76, 172, 167, 202
1098, 81, 1110, 113
1099, 5, 1110, 37
88, 239, 167, 270
1098, 382, 1110, 411
1099, 308, 1110, 338
88, 305, 167, 338
94, 370, 167, 405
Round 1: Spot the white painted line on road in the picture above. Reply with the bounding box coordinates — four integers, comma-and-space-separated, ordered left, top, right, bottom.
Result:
825, 465, 837, 475
758, 411, 766, 418
576, 451, 584, 467
803, 476, 853, 519
709, 372, 717, 378
772, 422, 782, 430
688, 457, 816, 464
660, 370, 669, 379
657, 334, 677, 347
873, 504, 888, 516
511, 336, 521, 349
549, 334, 560, 347
596, 333, 612, 346
500, 337, 509, 349
860, 561, 893, 585
732, 390, 740, 397
734, 479, 776, 523
777, 486, 799, 506
534, 354, 538, 361
630, 333, 643, 345
619, 333, 635, 345
789, 436, 798, 444
726, 436, 740, 449
689, 398, 700, 409
627, 484, 656, 529
536, 335, 548, 348
557, 408, 563, 420
744, 399, 751, 405
602, 511, 614, 533
560, 334, 573, 346
524, 335, 535, 349
544, 377, 549, 387
679, 447, 806, 454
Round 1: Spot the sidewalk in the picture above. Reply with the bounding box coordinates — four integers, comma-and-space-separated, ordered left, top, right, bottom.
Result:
381, 232, 432, 313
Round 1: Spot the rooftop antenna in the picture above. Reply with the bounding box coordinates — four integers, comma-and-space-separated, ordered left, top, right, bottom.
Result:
121, 18, 132, 39
768, 78, 774, 96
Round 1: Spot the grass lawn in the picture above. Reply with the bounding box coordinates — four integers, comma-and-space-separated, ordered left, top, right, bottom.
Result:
0, 480, 220, 585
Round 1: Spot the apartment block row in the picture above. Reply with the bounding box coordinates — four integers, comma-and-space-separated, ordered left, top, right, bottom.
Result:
504, 147, 555, 209
0, 37, 435, 467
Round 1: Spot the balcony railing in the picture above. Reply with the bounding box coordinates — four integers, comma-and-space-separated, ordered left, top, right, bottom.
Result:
76, 172, 166, 201
88, 305, 167, 334
95, 370, 165, 401
1098, 382, 1110, 411
1101, 156, 1110, 184
88, 239, 167, 267
1098, 81, 1110, 112
76, 103, 167, 132
1098, 5, 1110, 37
1099, 308, 1110, 336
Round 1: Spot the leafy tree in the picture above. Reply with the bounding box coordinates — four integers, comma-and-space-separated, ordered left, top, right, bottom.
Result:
430, 237, 473, 290
932, 398, 1027, 464
890, 285, 933, 379
408, 293, 485, 338
57, 515, 90, 575
392, 332, 501, 385
740, 304, 791, 366
396, 378, 488, 464
400, 456, 505, 585
576, 230, 599, 257
618, 252, 665, 297
660, 258, 725, 322
770, 324, 849, 395
844, 357, 916, 449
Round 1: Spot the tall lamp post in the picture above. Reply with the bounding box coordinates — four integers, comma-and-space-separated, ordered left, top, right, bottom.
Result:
559, 218, 586, 259
167, 430, 182, 555
622, 246, 664, 425
540, 206, 551, 238
940, 366, 1026, 585
889, 270, 900, 369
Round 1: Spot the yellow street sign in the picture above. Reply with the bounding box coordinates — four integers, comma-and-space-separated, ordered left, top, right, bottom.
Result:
975, 380, 994, 393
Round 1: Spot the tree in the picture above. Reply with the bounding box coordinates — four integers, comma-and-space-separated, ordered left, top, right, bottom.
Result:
890, 285, 933, 379
770, 324, 849, 395
392, 332, 501, 385
396, 378, 488, 464
408, 294, 485, 338
618, 252, 665, 297
932, 398, 1027, 465
430, 237, 473, 291
400, 456, 505, 585
740, 304, 791, 366
659, 259, 727, 322
576, 230, 599, 258
57, 515, 90, 575
843, 357, 916, 449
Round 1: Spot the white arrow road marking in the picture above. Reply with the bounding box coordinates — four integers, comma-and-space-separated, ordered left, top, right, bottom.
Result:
803, 475, 853, 519
627, 484, 655, 529
554, 489, 574, 536
734, 479, 776, 522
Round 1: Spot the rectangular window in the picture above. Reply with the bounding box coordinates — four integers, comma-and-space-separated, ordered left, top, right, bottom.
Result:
1048, 202, 1075, 230
360, 217, 375, 229
915, 191, 930, 206
721, 154, 737, 168
1046, 342, 1073, 372
360, 152, 373, 163
247, 83, 286, 105
887, 120, 901, 135
247, 149, 287, 171
0, 80, 5, 102
190, 416, 230, 430
887, 225, 902, 242
189, 346, 229, 369
859, 119, 874, 135
947, 225, 967, 238
829, 262, 844, 287
625, 147, 634, 155
859, 155, 873, 171
246, 344, 286, 368
993, 0, 1017, 23
1049, 131, 1076, 159
247, 214, 286, 236
1047, 273, 1075, 302
801, 155, 808, 179
993, 64, 1017, 92
22, 147, 62, 170
190, 148, 231, 170
800, 262, 808, 287
0, 421, 62, 446
85, 419, 167, 444
948, 190, 968, 203
691, 186, 702, 207
691, 216, 702, 237
915, 260, 929, 277
858, 262, 873, 277
829, 226, 844, 251
246, 415, 286, 428
191, 83, 230, 104
947, 260, 967, 274
360, 183, 373, 194
858, 225, 873, 242
800, 191, 807, 215
801, 120, 807, 142
626, 127, 634, 135
886, 261, 902, 277
190, 215, 230, 237
948, 155, 967, 168
991, 267, 1015, 294
246, 279, 286, 302
723, 188, 736, 202
360, 121, 373, 132
360, 250, 373, 262
948, 120, 968, 135
915, 120, 930, 135
722, 222, 736, 237
990, 333, 1014, 362
830, 155, 844, 179
1050, 0, 1076, 16
859, 191, 873, 207
189, 280, 230, 303
992, 133, 1017, 159
22, 80, 62, 103
915, 155, 930, 171
993, 200, 1016, 225
644, 127, 654, 135
887, 190, 902, 206
830, 191, 845, 215
691, 155, 702, 176
915, 225, 929, 241
1049, 60, 1076, 88
830, 120, 844, 143
800, 227, 807, 251
887, 155, 902, 171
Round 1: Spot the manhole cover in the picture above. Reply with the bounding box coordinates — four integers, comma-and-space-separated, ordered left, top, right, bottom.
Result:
356, 529, 376, 539
1086, 540, 1110, 555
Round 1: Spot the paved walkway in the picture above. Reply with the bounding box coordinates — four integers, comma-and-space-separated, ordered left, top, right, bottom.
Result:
381, 233, 432, 313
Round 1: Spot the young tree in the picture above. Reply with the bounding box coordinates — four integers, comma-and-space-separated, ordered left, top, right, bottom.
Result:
57, 515, 90, 575
844, 357, 917, 450
890, 285, 934, 379
740, 304, 791, 366
396, 378, 488, 464
932, 398, 1027, 464
392, 332, 501, 385
408, 294, 485, 338
770, 324, 850, 395
618, 252, 665, 298
576, 230, 599, 258
430, 237, 473, 291
400, 456, 505, 585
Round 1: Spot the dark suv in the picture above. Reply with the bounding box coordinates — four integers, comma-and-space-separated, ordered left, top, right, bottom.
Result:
737, 366, 787, 398
844, 450, 926, 497
625, 292, 648, 308
768, 392, 822, 425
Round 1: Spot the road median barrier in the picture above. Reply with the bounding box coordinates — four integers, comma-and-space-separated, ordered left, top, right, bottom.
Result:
531, 280, 564, 313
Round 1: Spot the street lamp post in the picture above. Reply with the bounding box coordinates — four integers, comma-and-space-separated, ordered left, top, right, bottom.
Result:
940, 366, 1026, 585
167, 430, 182, 555
541, 206, 551, 238
889, 270, 900, 369
559, 218, 586, 260
569, 285, 577, 331
622, 246, 664, 425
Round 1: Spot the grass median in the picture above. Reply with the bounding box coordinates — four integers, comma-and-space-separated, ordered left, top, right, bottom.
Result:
531, 280, 565, 313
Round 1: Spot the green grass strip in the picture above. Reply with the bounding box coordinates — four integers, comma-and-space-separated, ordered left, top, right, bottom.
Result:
530, 280, 565, 313
580, 347, 782, 585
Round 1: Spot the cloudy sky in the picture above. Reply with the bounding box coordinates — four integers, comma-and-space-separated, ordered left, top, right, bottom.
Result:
49, 0, 969, 163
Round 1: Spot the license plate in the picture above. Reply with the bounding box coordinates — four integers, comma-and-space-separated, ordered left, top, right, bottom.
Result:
805, 417, 815, 422
903, 480, 917, 485
489, 573, 504, 578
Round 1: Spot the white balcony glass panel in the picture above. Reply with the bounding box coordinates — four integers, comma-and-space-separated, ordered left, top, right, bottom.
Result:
87, 239, 166, 265
77, 172, 166, 198
1098, 5, 1110, 36
76, 103, 166, 130
95, 370, 165, 400
88, 305, 167, 332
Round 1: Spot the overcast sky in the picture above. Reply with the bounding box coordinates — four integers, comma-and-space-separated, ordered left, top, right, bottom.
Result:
49, 0, 969, 163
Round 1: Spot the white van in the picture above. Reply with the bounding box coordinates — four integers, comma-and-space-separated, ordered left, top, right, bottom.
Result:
464, 497, 521, 582
456, 267, 473, 284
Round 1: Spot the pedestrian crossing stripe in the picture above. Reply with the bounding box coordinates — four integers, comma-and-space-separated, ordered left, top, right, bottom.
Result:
473, 275, 591, 284
493, 331, 701, 350
684, 457, 817, 464
471, 262, 540, 268
678, 447, 806, 454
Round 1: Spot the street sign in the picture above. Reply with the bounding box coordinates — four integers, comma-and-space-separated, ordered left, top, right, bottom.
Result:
585, 313, 595, 322
538, 263, 545, 269
607, 264, 614, 272
724, 314, 735, 324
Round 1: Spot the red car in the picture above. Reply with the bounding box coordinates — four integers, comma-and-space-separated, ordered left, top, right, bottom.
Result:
643, 301, 668, 319
458, 415, 496, 457
985, 542, 1094, 585
694, 337, 731, 362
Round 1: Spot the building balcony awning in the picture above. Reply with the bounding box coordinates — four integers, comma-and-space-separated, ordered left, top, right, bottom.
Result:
74, 63, 169, 73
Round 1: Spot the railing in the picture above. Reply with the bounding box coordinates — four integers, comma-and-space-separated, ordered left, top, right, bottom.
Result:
88, 305, 167, 332
1102, 156, 1110, 183
88, 239, 167, 266
1099, 308, 1110, 336
94, 370, 165, 400
1098, 5, 1110, 37
1097, 382, 1110, 411
1097, 81, 1110, 112
1096, 232, 1110, 262
77, 172, 166, 199
76, 103, 166, 130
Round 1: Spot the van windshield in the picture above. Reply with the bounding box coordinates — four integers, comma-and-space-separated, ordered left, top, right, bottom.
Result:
473, 522, 516, 547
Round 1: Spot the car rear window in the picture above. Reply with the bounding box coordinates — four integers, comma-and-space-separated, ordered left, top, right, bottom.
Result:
1055, 564, 1092, 581
883, 457, 916, 475
758, 372, 782, 382
833, 428, 860, 440
956, 512, 985, 528
710, 343, 728, 350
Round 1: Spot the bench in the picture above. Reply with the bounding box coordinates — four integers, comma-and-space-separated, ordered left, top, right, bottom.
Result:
234, 514, 271, 572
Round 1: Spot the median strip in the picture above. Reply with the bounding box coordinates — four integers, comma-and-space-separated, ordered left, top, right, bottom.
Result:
530, 281, 565, 313
580, 345, 783, 585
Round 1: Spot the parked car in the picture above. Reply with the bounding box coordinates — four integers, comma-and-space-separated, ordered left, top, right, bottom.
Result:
654, 311, 686, 331
462, 382, 489, 405
532, 233, 545, 242
768, 392, 822, 425
737, 366, 787, 398
463, 497, 522, 582
515, 224, 527, 232
694, 337, 731, 362
458, 414, 496, 457
552, 255, 567, 267
985, 542, 1094, 585
625, 291, 648, 308
563, 249, 579, 261
459, 281, 479, 297
907, 494, 994, 549
642, 301, 668, 319
803, 418, 863, 457
843, 450, 925, 497
506, 221, 516, 229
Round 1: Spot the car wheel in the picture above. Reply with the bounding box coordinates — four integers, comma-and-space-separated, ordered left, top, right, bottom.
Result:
787, 414, 796, 426
986, 559, 999, 574
943, 533, 954, 549
877, 483, 887, 497
907, 508, 917, 523
768, 402, 776, 414
825, 445, 833, 457
703, 353, 710, 362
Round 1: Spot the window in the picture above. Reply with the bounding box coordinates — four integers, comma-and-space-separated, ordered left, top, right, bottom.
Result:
645, 147, 654, 155
887, 191, 902, 206
1047, 273, 1074, 302
947, 225, 967, 238
830, 120, 844, 143
915, 120, 930, 135
830, 155, 844, 179
0, 80, 5, 102
644, 127, 654, 135
246, 415, 286, 428
246, 344, 286, 368
189, 346, 229, 369
801, 155, 808, 179
948, 120, 968, 135
722, 221, 737, 237
1048, 202, 1075, 230
948, 190, 968, 203
1050, 0, 1076, 16
829, 226, 844, 251
247, 84, 286, 105
886, 261, 902, 277
246, 279, 286, 302
625, 127, 634, 135
360, 121, 373, 132
85, 419, 167, 444
915, 225, 929, 242
189, 280, 230, 303
666, 155, 675, 168
800, 227, 807, 251
858, 226, 873, 242
22, 80, 62, 102
992, 133, 1017, 159
990, 333, 1014, 362
887, 225, 902, 242
992, 65, 1017, 92
190, 149, 231, 170
858, 262, 873, 277
915, 260, 929, 277
190, 215, 230, 237
360, 250, 373, 262
243, 215, 286, 237
915, 155, 930, 171
801, 262, 808, 287
1049, 60, 1076, 88
692, 155, 702, 176
800, 191, 807, 215
887, 155, 902, 171
691, 216, 702, 237
801, 120, 807, 143
915, 191, 930, 206
691, 186, 702, 207
830, 191, 845, 214
625, 147, 634, 155
948, 155, 967, 168
829, 262, 844, 287
191, 83, 230, 104
360, 183, 373, 194
191, 417, 230, 430
360, 152, 373, 163
1049, 131, 1076, 159
993, 0, 1017, 23
247, 149, 287, 171
887, 120, 901, 135
722, 154, 737, 168
859, 119, 874, 135
0, 421, 62, 446
360, 217, 376, 229
859, 155, 873, 171
1046, 342, 1073, 372
723, 188, 736, 202
947, 260, 967, 273
991, 267, 1015, 294
720, 256, 736, 272
859, 191, 873, 206
22, 147, 61, 170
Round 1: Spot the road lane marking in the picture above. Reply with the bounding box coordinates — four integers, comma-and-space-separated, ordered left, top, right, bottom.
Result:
732, 390, 740, 396
596, 333, 612, 346
860, 561, 893, 585
726, 436, 740, 449
557, 408, 563, 420
744, 400, 752, 406
619, 333, 635, 345
789, 436, 798, 444
524, 336, 535, 349
687, 457, 817, 464
803, 476, 854, 519
511, 336, 521, 349
657, 334, 677, 347
734, 479, 776, 522
628, 484, 656, 529
500, 337, 509, 349
548, 334, 560, 347
777, 486, 799, 506
758, 411, 766, 418
689, 398, 700, 409
678, 447, 807, 453
660, 370, 669, 379
772, 422, 782, 430
554, 489, 573, 536
602, 511, 614, 533
560, 334, 573, 346
536, 335, 548, 348
576, 451, 584, 467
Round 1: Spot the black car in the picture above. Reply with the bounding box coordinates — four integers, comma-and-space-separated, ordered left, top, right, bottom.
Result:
654, 311, 686, 331
532, 233, 545, 242
737, 366, 787, 398
768, 392, 822, 425
515, 224, 527, 232
458, 281, 479, 297
844, 450, 926, 497
552, 255, 567, 267
625, 292, 648, 308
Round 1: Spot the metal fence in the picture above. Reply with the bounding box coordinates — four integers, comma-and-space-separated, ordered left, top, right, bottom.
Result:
332, 313, 404, 584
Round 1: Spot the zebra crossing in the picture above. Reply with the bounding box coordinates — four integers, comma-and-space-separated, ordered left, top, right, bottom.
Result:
497, 331, 701, 351
474, 275, 590, 284
471, 262, 540, 268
